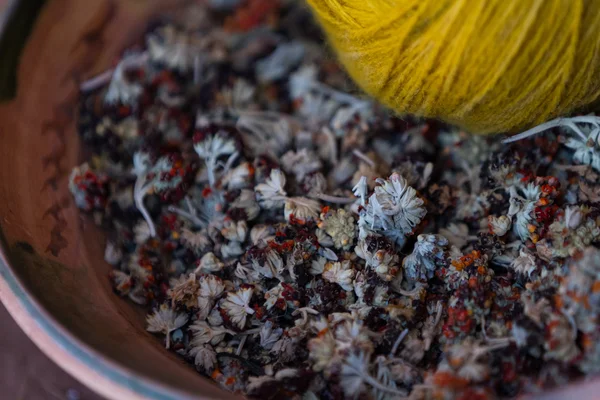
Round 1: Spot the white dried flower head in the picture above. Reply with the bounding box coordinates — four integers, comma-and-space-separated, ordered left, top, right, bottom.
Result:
310, 257, 327, 276
126, 254, 151, 282
104, 241, 122, 266
559, 247, 600, 333
189, 344, 217, 372
510, 249, 537, 278
284, 197, 321, 223
197, 297, 213, 321
133, 221, 152, 244
221, 287, 255, 329
281, 149, 323, 181
207, 308, 224, 327
564, 206, 584, 229
488, 215, 512, 237
335, 320, 373, 355
355, 237, 400, 282
271, 335, 298, 362
221, 220, 247, 242
402, 234, 448, 282
260, 321, 284, 350
289, 64, 318, 100
249, 224, 273, 245
221, 241, 244, 258
147, 25, 197, 72
255, 42, 305, 83
112, 116, 139, 140
222, 78, 255, 110
319, 209, 356, 250
223, 162, 253, 190
544, 313, 579, 362
198, 274, 225, 299
189, 320, 234, 346
315, 228, 335, 248
521, 292, 551, 328
373, 285, 389, 307
194, 133, 237, 186
168, 273, 200, 308
250, 247, 284, 279
323, 260, 355, 291
236, 111, 293, 158
352, 176, 369, 206
264, 283, 286, 311
560, 120, 600, 171
439, 223, 471, 249
194, 133, 236, 160
111, 270, 133, 296
308, 324, 336, 372
180, 228, 211, 253
231, 189, 260, 221
360, 173, 426, 245
104, 54, 144, 105
339, 352, 369, 398
196, 252, 224, 273
305, 172, 328, 198
255, 169, 287, 209
508, 184, 540, 241
233, 263, 260, 285
438, 338, 495, 383
146, 304, 189, 349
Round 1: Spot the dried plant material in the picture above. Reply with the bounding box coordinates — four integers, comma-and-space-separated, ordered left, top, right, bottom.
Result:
72, 4, 600, 398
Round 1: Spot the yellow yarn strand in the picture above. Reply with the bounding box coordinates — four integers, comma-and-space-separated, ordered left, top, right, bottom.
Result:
307, 0, 600, 134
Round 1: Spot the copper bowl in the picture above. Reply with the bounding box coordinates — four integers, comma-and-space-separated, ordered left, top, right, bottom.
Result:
0, 1, 597, 399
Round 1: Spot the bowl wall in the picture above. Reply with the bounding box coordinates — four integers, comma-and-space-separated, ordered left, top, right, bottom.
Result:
0, 1, 235, 399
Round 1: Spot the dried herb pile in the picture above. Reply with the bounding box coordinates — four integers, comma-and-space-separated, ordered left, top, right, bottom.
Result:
70, 1, 600, 399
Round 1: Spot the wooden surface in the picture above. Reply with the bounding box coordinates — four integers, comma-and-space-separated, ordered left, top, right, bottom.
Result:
0, 302, 104, 400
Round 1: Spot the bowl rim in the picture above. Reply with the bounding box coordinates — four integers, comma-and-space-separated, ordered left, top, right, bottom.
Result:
0, 240, 201, 400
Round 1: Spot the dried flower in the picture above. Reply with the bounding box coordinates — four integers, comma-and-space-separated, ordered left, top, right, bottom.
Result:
403, 234, 448, 282
146, 304, 189, 349
189, 320, 234, 346
260, 321, 283, 350
104, 54, 144, 105
488, 215, 512, 237
284, 197, 321, 223
196, 252, 225, 273
189, 344, 217, 371
322, 261, 355, 291
194, 132, 237, 187
281, 148, 323, 182
221, 287, 255, 329
319, 208, 356, 250
168, 273, 200, 308
355, 236, 400, 281
255, 169, 287, 209
360, 173, 427, 245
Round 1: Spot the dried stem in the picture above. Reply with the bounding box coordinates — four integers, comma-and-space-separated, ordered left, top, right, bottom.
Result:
353, 149, 375, 167
168, 205, 206, 227
315, 193, 356, 204
390, 328, 409, 356
503, 115, 600, 144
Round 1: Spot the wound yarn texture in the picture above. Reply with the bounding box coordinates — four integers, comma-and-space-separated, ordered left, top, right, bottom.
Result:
307, 0, 600, 134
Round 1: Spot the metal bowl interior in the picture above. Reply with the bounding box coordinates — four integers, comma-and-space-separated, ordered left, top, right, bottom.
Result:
0, 1, 237, 399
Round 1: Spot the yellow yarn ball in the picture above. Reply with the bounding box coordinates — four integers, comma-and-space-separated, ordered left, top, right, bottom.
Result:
307, 0, 600, 134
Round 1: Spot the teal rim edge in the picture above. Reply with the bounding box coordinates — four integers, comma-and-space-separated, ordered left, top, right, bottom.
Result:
0, 249, 183, 400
